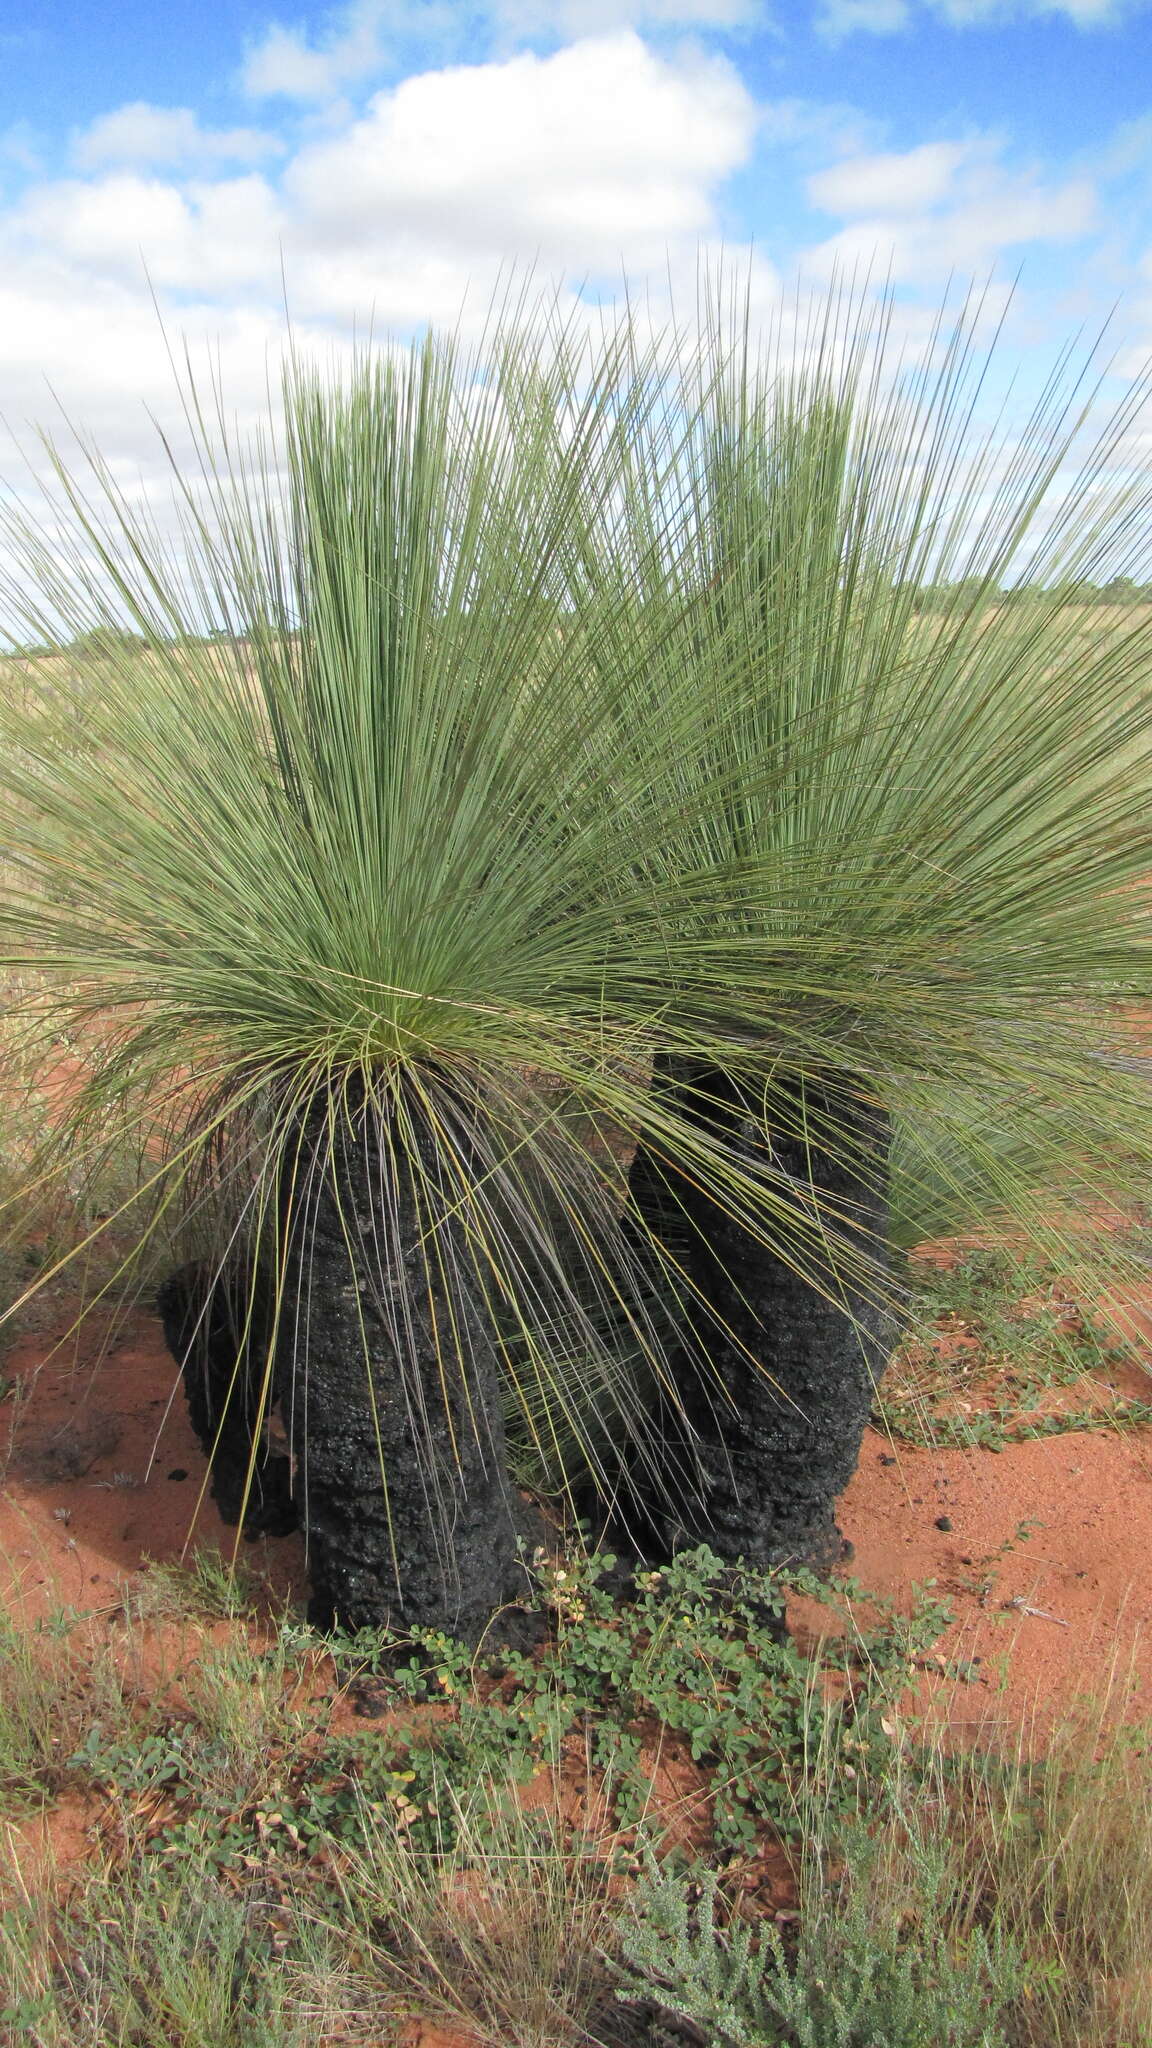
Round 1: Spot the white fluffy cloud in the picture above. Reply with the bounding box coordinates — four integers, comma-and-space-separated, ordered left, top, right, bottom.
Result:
0, 8, 1137, 544
9, 33, 754, 317
13, 173, 285, 295
806, 136, 1097, 277
0, 257, 293, 489
73, 104, 283, 172
808, 141, 969, 214
241, 3, 455, 100
283, 34, 755, 278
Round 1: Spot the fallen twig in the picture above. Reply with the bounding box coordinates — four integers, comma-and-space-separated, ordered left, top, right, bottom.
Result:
1005, 1596, 1069, 1627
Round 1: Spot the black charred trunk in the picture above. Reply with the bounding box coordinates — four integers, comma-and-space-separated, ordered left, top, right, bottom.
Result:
156, 1260, 298, 1539
277, 1086, 536, 1640
624, 1057, 893, 1572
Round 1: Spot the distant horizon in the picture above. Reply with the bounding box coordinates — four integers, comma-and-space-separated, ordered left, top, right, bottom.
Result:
8, 569, 1152, 659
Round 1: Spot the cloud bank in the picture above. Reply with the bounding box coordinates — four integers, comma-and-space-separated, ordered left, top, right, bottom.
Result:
0, 8, 1146, 523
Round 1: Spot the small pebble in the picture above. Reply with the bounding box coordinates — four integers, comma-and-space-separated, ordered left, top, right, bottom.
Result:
879, 1453, 897, 1466
934, 1515, 953, 1532
167, 1468, 188, 1482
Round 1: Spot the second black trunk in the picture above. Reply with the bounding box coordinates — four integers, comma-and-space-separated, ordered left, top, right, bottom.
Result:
625, 1059, 893, 1571
156, 1259, 297, 1539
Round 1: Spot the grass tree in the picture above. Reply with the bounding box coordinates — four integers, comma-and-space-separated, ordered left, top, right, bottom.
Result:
0, 307, 783, 1635
601, 286, 1152, 1569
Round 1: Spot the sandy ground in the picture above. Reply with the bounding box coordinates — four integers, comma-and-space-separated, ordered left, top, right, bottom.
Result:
0, 1307, 305, 1625
2, 1296, 1150, 2048
3, 1295, 1150, 1736
836, 1421, 1152, 1736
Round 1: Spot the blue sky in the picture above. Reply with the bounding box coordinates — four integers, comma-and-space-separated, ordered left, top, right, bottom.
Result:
2, 0, 1152, 474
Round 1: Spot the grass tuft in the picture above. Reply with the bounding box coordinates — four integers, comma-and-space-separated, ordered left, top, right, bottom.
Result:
882, 1240, 1152, 1450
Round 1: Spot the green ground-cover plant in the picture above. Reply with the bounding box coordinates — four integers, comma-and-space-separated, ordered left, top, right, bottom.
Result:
616, 1836, 1022, 2047
613, 1678, 1152, 2048
65, 1547, 942, 1877
4, 277, 1152, 1637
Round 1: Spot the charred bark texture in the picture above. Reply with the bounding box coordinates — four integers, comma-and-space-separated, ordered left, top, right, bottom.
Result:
278, 1088, 535, 1640
625, 1058, 893, 1572
156, 1260, 298, 1538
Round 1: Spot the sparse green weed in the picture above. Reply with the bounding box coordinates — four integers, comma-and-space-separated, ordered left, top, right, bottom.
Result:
61, 1548, 943, 1887
881, 1244, 1152, 1450
1, 1554, 1150, 2048
359, 1548, 945, 1859
0, 1609, 86, 1811
125, 1550, 264, 1626
316, 1767, 630, 2046
0, 1851, 323, 2048
935, 1692, 1152, 2047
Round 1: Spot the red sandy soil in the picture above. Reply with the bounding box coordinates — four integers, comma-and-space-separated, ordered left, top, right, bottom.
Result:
0, 1306, 305, 1627
2, 1287, 1152, 2048
831, 1418, 1152, 1742
4, 1294, 1151, 1730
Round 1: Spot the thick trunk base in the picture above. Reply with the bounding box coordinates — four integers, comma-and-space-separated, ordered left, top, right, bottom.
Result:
625, 1060, 893, 1573
278, 1090, 536, 1642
